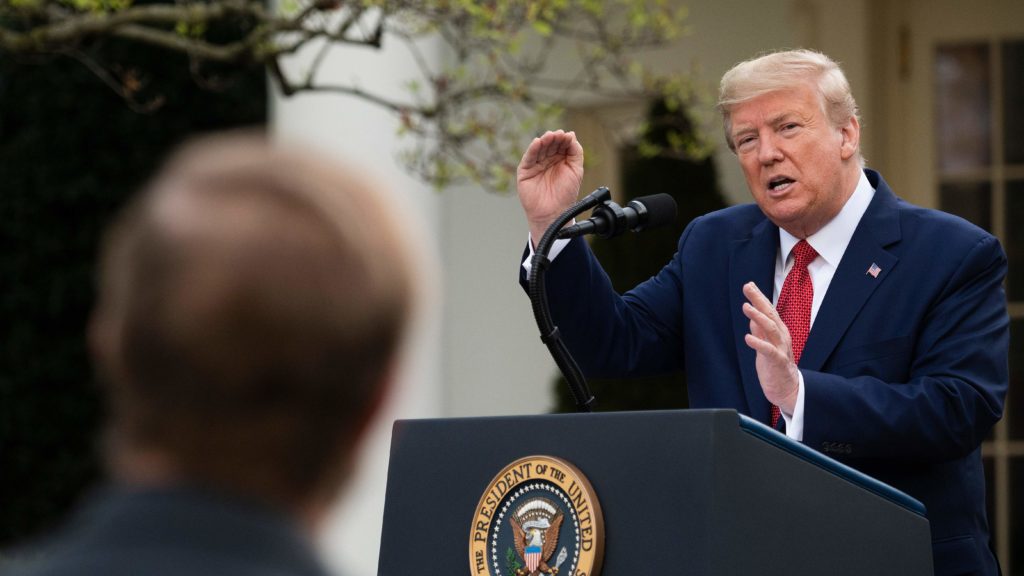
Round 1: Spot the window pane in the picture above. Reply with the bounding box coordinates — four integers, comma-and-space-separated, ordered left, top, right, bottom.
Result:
941, 181, 992, 231
1011, 458, 1024, 574
1006, 181, 1024, 300
936, 44, 992, 172
1011, 319, 1024, 441
983, 457, 997, 551
1003, 40, 1024, 165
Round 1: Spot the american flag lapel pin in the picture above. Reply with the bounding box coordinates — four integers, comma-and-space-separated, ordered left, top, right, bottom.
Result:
867, 263, 881, 278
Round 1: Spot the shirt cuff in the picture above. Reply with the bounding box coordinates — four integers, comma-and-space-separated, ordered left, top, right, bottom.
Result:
521, 232, 572, 274
781, 370, 805, 441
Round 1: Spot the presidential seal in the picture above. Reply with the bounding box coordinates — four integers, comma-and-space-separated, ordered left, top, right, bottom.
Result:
469, 455, 604, 576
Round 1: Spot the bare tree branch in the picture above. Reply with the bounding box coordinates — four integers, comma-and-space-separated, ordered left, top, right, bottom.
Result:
64, 48, 165, 112
0, 0, 711, 192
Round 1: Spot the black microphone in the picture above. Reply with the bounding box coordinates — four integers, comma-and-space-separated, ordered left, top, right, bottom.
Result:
557, 193, 677, 239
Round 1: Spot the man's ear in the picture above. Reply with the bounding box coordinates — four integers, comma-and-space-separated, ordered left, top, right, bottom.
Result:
839, 115, 860, 161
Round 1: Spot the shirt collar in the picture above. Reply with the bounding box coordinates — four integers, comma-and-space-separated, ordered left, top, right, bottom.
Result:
779, 170, 875, 267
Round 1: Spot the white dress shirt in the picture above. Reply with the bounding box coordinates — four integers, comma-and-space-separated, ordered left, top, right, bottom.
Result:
522, 233, 571, 274
777, 171, 875, 440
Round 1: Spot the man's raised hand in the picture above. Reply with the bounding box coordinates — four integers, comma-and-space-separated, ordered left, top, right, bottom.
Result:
517, 130, 585, 244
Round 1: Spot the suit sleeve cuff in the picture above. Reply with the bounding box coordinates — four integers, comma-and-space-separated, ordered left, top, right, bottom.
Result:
781, 370, 805, 441
521, 232, 572, 274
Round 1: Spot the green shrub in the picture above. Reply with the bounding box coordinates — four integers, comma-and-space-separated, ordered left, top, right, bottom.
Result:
0, 40, 266, 546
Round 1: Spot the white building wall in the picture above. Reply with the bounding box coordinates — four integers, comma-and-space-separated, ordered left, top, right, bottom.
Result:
439, 185, 563, 417
569, 0, 869, 206
270, 33, 446, 576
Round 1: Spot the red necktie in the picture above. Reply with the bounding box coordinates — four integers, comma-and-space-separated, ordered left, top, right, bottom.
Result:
770, 239, 818, 427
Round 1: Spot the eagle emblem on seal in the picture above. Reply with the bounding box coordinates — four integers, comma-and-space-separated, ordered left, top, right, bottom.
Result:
510, 497, 564, 576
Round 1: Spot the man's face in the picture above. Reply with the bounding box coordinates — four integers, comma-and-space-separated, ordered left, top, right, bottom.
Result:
728, 83, 860, 238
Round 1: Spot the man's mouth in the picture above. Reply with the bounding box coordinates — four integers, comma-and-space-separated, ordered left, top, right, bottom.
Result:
768, 177, 795, 193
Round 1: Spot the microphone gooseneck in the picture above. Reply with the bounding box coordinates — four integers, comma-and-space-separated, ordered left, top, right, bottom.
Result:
528, 188, 678, 413
528, 187, 609, 413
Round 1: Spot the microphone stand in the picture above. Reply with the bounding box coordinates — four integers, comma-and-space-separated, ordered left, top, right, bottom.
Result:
527, 187, 611, 413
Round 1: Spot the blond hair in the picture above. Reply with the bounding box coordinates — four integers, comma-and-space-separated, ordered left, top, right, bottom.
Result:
718, 49, 860, 155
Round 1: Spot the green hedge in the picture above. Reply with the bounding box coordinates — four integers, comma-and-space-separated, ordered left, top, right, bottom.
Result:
0, 40, 266, 546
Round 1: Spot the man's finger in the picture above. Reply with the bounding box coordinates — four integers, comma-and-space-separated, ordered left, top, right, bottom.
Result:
539, 130, 567, 161
521, 135, 566, 176
744, 334, 792, 368
744, 333, 783, 359
742, 281, 775, 314
743, 301, 783, 344
744, 332, 765, 353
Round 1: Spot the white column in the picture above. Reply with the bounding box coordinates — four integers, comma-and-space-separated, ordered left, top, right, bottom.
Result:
270, 32, 445, 576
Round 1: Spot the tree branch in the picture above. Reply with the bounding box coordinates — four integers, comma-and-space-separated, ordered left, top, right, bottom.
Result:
1, 0, 703, 193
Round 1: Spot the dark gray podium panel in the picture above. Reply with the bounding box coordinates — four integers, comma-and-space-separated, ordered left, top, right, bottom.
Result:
377, 409, 932, 576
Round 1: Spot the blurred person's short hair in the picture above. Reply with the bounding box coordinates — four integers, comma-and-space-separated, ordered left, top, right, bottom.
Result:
89, 132, 420, 509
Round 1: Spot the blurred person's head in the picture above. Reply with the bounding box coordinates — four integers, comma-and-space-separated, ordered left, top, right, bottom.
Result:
88, 132, 420, 528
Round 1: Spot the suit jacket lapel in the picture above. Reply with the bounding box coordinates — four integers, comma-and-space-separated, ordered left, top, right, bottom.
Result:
729, 217, 779, 424
800, 173, 902, 371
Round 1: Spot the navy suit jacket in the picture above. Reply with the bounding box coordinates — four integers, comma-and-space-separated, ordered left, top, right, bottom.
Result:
8, 484, 336, 576
524, 170, 1008, 576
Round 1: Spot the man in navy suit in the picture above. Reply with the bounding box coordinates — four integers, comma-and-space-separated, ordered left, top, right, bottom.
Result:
10, 133, 422, 576
517, 50, 1007, 575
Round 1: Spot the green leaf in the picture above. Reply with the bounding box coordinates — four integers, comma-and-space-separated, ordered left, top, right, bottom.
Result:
279, 0, 300, 16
